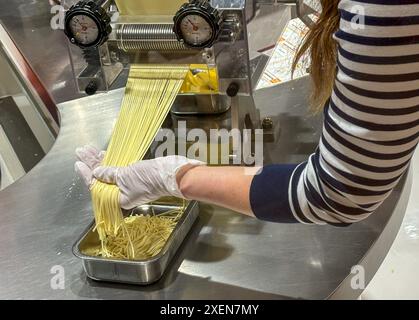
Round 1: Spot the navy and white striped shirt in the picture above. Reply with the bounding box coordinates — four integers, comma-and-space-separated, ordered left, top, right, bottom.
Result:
250, 0, 419, 225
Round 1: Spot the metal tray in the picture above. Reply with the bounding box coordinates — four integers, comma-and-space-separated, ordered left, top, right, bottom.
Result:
72, 200, 199, 285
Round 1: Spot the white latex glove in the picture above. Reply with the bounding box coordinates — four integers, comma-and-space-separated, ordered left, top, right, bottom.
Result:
74, 146, 204, 209
74, 145, 105, 187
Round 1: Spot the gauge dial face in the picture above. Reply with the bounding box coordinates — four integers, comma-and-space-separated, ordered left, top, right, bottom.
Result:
69, 14, 99, 46
179, 14, 213, 46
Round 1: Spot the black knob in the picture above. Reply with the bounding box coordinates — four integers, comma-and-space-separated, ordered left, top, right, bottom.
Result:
226, 82, 240, 97
85, 80, 98, 95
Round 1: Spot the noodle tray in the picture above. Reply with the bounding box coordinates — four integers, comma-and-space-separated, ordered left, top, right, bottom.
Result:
72, 200, 199, 285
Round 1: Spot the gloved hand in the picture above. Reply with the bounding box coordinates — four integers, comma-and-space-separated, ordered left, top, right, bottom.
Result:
74, 145, 105, 187
75, 145, 205, 209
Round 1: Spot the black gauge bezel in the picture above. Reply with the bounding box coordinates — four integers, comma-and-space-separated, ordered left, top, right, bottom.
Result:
64, 6, 109, 48
173, 7, 220, 49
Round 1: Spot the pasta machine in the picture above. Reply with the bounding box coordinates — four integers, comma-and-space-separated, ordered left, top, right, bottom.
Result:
64, 0, 259, 115
64, 0, 314, 110
63, 0, 315, 162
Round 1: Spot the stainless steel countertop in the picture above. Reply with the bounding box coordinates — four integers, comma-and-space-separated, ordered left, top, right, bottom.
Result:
0, 0, 412, 300
0, 78, 411, 299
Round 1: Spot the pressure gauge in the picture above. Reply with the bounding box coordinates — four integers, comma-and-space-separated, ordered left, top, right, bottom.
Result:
64, 1, 111, 48
68, 14, 99, 46
173, 0, 222, 49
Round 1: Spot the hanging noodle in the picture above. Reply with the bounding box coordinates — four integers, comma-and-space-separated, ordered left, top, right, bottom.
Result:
87, 64, 189, 260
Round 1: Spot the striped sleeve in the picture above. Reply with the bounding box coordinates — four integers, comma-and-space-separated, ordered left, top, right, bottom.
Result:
250, 0, 419, 225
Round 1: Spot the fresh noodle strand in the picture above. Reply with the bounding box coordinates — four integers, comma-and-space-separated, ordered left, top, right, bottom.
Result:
88, 65, 189, 260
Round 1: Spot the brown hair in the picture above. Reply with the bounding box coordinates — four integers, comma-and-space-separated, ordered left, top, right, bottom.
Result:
292, 0, 341, 112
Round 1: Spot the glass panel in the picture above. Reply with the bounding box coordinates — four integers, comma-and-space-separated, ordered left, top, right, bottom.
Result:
0, 24, 58, 190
